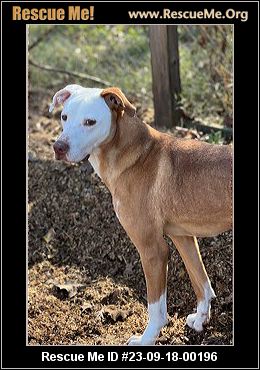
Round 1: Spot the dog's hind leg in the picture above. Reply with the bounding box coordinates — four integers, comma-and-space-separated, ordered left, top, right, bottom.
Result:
127, 235, 169, 345
169, 235, 216, 332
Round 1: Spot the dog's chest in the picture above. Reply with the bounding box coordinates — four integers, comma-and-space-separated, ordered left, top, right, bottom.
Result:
89, 151, 101, 178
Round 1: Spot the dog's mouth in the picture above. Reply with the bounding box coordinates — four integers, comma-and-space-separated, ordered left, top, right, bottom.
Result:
55, 153, 68, 161
54, 151, 90, 163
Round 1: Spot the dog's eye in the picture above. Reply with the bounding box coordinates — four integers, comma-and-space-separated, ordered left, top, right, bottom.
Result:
62, 114, 67, 121
83, 119, 96, 126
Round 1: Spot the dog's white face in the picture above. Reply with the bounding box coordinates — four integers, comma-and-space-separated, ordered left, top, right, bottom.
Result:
50, 85, 111, 162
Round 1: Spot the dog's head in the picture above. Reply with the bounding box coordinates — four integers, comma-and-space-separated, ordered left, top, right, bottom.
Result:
49, 84, 136, 162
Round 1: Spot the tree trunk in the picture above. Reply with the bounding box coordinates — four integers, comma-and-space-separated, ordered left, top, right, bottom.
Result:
149, 25, 181, 128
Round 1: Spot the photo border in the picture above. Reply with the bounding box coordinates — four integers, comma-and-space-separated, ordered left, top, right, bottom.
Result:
1, 1, 259, 369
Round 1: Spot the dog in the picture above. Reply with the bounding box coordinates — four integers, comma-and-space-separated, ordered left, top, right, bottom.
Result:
49, 84, 232, 345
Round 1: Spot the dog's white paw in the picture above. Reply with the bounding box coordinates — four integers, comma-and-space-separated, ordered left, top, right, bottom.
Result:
186, 283, 215, 332
186, 311, 209, 332
127, 335, 155, 346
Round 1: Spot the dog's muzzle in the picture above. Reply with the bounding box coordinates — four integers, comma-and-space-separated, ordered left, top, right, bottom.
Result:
53, 140, 69, 160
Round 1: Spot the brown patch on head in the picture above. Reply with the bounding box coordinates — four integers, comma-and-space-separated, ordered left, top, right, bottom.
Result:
101, 87, 136, 118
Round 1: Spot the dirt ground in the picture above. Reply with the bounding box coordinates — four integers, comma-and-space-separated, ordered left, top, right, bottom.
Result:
28, 89, 233, 346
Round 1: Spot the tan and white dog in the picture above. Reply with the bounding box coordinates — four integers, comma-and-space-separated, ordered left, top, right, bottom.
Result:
49, 84, 232, 345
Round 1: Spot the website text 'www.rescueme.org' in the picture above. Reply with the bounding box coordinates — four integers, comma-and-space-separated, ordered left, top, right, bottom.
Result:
128, 8, 248, 22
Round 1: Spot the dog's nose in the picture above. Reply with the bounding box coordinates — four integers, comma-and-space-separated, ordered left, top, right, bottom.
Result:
53, 140, 69, 155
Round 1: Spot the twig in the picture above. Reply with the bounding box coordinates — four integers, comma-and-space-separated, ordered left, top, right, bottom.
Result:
29, 59, 112, 87
29, 27, 56, 51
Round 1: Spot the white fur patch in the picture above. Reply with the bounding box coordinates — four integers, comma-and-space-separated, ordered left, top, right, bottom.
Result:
89, 149, 101, 178
113, 199, 121, 221
127, 291, 168, 345
186, 281, 216, 332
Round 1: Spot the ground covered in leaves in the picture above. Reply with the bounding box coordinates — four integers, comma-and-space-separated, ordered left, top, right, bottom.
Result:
28, 90, 233, 346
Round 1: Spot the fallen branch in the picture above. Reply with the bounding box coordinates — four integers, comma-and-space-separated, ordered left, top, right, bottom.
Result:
182, 119, 233, 139
29, 59, 111, 87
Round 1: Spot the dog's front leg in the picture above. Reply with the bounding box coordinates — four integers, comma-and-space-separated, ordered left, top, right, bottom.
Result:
127, 236, 169, 345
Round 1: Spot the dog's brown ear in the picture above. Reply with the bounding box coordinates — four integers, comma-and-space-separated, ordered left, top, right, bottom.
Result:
49, 84, 82, 113
101, 87, 136, 117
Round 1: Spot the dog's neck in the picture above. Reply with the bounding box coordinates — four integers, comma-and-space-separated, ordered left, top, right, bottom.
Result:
89, 112, 158, 192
